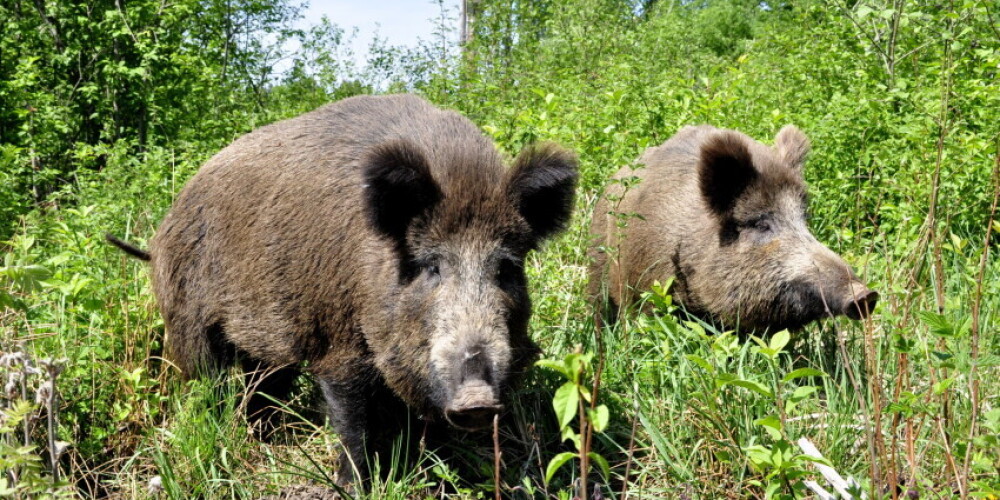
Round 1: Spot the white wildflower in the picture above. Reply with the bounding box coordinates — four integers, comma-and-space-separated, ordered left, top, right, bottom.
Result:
53, 441, 70, 458
4, 372, 20, 398
147, 475, 163, 495
35, 380, 53, 405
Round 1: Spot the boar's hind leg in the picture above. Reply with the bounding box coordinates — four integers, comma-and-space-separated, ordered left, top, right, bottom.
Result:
240, 358, 301, 440
165, 316, 236, 378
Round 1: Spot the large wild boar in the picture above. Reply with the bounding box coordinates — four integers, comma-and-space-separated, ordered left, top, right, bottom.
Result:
108, 94, 578, 484
589, 125, 877, 332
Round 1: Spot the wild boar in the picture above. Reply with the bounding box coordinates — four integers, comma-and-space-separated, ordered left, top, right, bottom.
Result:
108, 94, 578, 484
588, 125, 877, 332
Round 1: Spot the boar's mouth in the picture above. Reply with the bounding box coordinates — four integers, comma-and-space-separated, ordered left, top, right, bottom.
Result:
763, 278, 879, 331
842, 288, 878, 321
443, 379, 503, 431
763, 278, 835, 332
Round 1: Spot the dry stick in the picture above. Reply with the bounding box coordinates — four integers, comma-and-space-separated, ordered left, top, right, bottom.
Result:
583, 289, 611, 500
493, 414, 501, 500
906, 419, 917, 493
20, 353, 30, 449
926, 9, 954, 318
863, 291, 887, 496
579, 387, 590, 500
619, 378, 640, 500
832, 317, 878, 495
937, 418, 966, 498
961, 138, 1000, 493
927, 18, 963, 497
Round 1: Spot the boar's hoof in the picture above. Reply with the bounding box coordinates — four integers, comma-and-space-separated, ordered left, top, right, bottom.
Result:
445, 381, 502, 431
843, 288, 879, 320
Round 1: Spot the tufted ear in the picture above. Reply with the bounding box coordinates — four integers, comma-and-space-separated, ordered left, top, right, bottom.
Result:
507, 142, 579, 242
698, 131, 758, 216
775, 125, 810, 170
363, 139, 442, 245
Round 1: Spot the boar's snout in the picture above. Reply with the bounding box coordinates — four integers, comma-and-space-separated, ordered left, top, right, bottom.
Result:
842, 285, 878, 320
444, 380, 502, 431
443, 349, 502, 431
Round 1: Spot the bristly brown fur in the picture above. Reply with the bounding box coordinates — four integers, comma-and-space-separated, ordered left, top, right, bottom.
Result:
141, 94, 578, 486
588, 124, 875, 333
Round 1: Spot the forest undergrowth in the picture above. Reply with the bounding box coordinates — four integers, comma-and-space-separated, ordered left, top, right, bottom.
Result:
1, 0, 998, 498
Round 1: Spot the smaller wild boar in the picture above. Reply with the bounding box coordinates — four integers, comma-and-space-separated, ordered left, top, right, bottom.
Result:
588, 125, 877, 332
108, 94, 578, 486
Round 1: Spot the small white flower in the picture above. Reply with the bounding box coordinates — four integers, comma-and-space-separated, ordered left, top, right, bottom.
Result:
35, 380, 53, 404
4, 373, 20, 398
23, 359, 41, 376
0, 352, 25, 368
38, 358, 67, 377
53, 441, 70, 458
147, 475, 163, 495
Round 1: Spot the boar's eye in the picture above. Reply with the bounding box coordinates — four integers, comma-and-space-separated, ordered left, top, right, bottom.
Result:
495, 258, 523, 289
416, 257, 441, 282
741, 214, 774, 233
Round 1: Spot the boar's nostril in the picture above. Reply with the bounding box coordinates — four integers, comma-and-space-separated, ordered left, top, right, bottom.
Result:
843, 288, 879, 320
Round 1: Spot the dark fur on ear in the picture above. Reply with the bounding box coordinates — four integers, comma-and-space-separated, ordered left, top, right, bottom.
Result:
507, 142, 579, 242
364, 139, 442, 245
698, 131, 757, 215
775, 125, 810, 170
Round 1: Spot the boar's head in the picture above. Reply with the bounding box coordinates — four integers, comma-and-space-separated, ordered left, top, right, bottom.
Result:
364, 139, 577, 430
692, 126, 878, 332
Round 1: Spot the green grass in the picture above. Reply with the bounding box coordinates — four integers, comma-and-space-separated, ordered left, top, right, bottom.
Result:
2, 0, 1000, 498
1, 152, 998, 498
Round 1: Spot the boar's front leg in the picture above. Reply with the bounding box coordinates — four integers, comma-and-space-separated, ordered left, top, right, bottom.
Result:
318, 375, 372, 486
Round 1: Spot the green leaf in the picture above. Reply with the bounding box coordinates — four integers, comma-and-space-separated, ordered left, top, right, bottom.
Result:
535, 359, 570, 380
754, 415, 783, 440
782, 368, 827, 382
0, 477, 17, 496
561, 425, 581, 449
789, 385, 819, 400
588, 452, 611, 479
919, 311, 954, 337
589, 405, 609, 433
553, 382, 579, 429
722, 378, 773, 397
769, 330, 790, 353
765, 480, 782, 499
933, 377, 956, 395
685, 354, 715, 374
544, 451, 577, 483
744, 444, 773, 468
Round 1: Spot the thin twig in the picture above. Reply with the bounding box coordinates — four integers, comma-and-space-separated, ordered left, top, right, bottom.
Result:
960, 137, 1000, 493
493, 413, 501, 500
619, 385, 640, 500
936, 418, 965, 498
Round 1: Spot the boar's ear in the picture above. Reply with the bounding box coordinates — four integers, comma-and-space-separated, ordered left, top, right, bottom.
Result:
363, 140, 442, 244
775, 125, 810, 170
507, 142, 579, 242
698, 131, 758, 215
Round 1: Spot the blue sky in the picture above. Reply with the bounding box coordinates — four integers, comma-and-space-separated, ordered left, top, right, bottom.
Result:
299, 0, 459, 58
